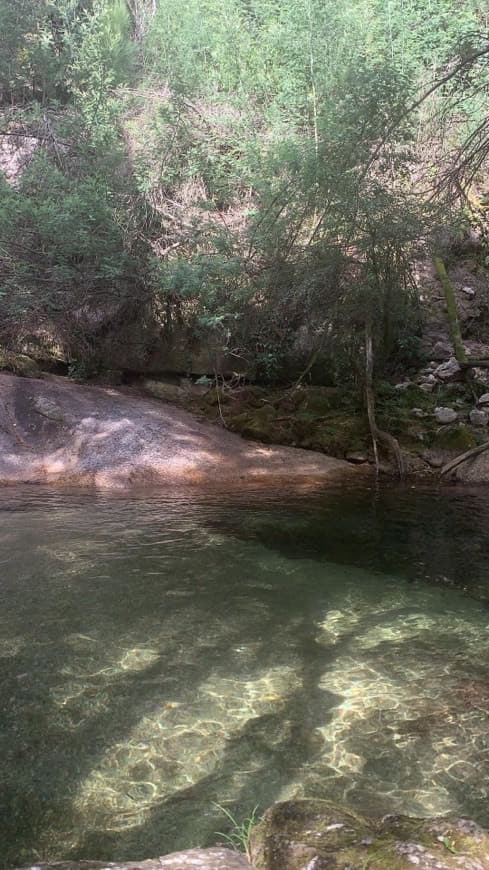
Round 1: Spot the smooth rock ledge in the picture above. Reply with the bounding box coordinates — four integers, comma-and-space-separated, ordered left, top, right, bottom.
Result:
0, 374, 365, 489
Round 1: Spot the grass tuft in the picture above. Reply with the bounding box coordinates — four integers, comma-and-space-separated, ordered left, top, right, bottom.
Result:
213, 802, 261, 861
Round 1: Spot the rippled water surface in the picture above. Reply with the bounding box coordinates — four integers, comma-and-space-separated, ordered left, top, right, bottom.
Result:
1, 482, 489, 868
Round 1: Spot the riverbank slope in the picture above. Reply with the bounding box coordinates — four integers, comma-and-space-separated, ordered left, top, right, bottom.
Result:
0, 373, 363, 489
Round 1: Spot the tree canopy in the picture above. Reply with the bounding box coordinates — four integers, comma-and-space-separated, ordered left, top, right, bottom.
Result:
0, 0, 487, 381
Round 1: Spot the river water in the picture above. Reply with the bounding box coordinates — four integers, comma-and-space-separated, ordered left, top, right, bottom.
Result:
1, 483, 489, 867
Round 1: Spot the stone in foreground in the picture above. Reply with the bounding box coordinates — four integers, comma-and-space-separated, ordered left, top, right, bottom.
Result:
249, 800, 489, 869
17, 847, 252, 869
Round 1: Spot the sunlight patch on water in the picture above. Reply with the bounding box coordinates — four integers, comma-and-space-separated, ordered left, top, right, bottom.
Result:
74, 664, 300, 837
305, 585, 489, 817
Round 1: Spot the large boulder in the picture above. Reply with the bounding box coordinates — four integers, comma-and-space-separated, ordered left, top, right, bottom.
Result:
454, 447, 489, 483
0, 373, 365, 488
249, 800, 489, 869
0, 350, 41, 378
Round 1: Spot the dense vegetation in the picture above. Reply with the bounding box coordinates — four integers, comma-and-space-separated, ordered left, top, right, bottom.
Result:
0, 0, 487, 384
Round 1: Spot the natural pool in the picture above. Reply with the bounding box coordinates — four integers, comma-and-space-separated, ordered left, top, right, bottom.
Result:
1, 483, 489, 868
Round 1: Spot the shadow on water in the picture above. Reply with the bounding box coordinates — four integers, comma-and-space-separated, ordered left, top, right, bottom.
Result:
216, 483, 489, 596
74, 605, 453, 862
1, 484, 489, 866
0, 524, 342, 865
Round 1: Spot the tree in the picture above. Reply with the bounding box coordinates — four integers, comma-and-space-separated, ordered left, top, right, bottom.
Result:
0, 0, 486, 386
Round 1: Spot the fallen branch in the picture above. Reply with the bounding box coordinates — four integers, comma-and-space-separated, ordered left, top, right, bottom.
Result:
214, 373, 228, 428
293, 343, 323, 389
460, 359, 489, 369
440, 440, 489, 477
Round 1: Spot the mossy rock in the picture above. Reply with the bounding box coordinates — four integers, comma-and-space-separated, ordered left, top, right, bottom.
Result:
0, 351, 41, 378
296, 386, 346, 415
300, 414, 369, 456
249, 799, 489, 869
142, 379, 185, 403
432, 424, 477, 451
378, 386, 437, 415
228, 405, 279, 442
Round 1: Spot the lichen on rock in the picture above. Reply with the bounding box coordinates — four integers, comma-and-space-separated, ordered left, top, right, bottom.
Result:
248, 799, 489, 869
0, 350, 41, 378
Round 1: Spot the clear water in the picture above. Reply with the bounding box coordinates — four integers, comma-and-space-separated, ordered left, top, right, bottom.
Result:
1, 483, 489, 868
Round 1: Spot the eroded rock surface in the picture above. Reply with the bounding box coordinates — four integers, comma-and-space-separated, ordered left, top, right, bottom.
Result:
0, 374, 363, 488
455, 448, 489, 483
16, 848, 252, 870
249, 800, 489, 869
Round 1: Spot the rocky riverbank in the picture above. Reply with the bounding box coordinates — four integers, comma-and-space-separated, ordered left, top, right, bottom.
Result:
138, 353, 489, 484
0, 372, 363, 489
3, 327, 489, 486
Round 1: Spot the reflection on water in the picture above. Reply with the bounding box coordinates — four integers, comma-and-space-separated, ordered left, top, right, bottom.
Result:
1, 483, 489, 868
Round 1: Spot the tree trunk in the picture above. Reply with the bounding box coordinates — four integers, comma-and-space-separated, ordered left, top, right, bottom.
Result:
365, 320, 406, 477
433, 256, 467, 363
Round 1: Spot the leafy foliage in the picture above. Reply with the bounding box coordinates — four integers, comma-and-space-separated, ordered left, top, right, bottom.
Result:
0, 0, 487, 381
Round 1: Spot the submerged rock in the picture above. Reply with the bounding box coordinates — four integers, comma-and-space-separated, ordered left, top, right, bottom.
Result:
249, 799, 489, 869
